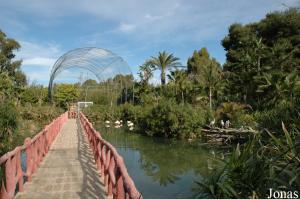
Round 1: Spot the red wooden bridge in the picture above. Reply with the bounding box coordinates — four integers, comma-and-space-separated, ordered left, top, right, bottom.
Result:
0, 112, 142, 199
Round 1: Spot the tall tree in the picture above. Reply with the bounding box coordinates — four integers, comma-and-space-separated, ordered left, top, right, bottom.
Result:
168, 69, 189, 103
203, 60, 222, 108
0, 30, 25, 155
0, 30, 26, 85
53, 84, 79, 109
222, 9, 300, 108
146, 51, 181, 85
222, 24, 270, 104
187, 48, 222, 108
82, 79, 97, 88
187, 48, 211, 77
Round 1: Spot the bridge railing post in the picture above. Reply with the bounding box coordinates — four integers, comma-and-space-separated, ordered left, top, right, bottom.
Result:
24, 138, 32, 182
0, 112, 69, 199
116, 170, 124, 199
79, 112, 143, 199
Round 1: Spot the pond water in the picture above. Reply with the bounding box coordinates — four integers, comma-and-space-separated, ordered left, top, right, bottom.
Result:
96, 125, 220, 199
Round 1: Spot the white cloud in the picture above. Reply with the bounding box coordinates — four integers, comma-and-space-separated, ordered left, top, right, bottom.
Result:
17, 41, 61, 59
15, 41, 62, 85
3, 0, 299, 43
119, 22, 136, 33
72, 0, 299, 48
2, 0, 300, 83
26, 70, 51, 84
144, 14, 164, 21
23, 57, 57, 66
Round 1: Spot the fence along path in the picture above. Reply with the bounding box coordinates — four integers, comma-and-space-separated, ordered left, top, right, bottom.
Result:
0, 113, 142, 199
15, 118, 107, 199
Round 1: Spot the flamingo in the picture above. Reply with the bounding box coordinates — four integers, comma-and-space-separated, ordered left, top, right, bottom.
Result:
127, 121, 134, 127
115, 120, 121, 128
105, 120, 110, 128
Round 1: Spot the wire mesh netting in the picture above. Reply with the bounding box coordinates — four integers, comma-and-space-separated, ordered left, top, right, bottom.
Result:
48, 47, 132, 97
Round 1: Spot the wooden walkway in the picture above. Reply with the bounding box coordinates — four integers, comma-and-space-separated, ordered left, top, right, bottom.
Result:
15, 119, 107, 199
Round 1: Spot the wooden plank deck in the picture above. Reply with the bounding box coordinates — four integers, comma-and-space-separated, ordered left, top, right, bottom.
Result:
15, 119, 107, 199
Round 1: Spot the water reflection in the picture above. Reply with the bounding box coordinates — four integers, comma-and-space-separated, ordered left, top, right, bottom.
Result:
96, 125, 215, 199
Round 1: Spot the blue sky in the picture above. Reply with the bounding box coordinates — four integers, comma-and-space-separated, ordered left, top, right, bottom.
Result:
1, 0, 299, 85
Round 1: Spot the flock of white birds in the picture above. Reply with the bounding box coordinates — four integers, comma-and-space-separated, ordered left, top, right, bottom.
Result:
104, 120, 134, 131
210, 118, 231, 128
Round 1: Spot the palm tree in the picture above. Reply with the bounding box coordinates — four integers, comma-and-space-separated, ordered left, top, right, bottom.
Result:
168, 70, 188, 103
205, 61, 222, 109
256, 71, 300, 107
138, 63, 153, 84
146, 51, 181, 85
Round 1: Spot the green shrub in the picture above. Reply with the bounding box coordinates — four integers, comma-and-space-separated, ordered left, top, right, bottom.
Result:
83, 105, 123, 123
138, 100, 207, 139
0, 103, 19, 156
119, 103, 143, 123
20, 105, 63, 125
254, 102, 300, 131
83, 105, 106, 122
196, 124, 300, 198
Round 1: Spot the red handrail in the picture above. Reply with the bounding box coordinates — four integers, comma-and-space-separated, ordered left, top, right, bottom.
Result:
0, 112, 68, 199
79, 112, 143, 199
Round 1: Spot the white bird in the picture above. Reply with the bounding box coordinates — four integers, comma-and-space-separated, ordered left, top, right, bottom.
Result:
128, 122, 134, 127
105, 120, 110, 124
220, 120, 225, 128
225, 120, 231, 128
105, 124, 110, 128
129, 126, 134, 131
209, 118, 215, 127
211, 150, 216, 157
114, 120, 122, 128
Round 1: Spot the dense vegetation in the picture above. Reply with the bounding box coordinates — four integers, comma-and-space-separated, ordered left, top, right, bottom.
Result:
0, 8, 299, 199
0, 30, 63, 156
83, 9, 300, 198
194, 9, 300, 198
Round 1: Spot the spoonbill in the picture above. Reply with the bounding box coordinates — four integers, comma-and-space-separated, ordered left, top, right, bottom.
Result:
209, 118, 215, 127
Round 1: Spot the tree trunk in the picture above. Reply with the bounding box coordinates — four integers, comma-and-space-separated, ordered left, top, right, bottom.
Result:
161, 70, 166, 85
181, 91, 184, 103
209, 87, 212, 109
